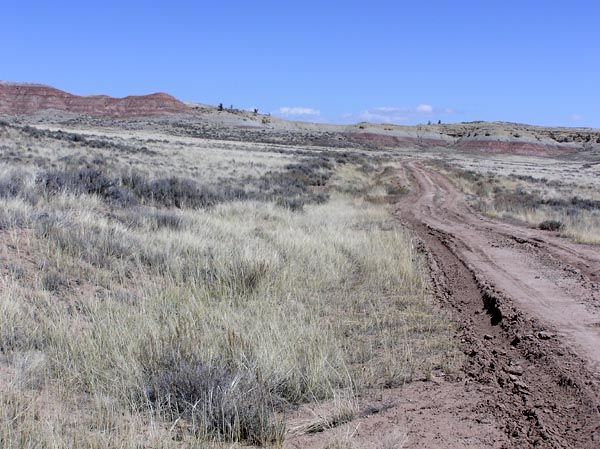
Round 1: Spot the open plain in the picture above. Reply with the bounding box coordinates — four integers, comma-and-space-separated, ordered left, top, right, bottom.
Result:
0, 84, 599, 448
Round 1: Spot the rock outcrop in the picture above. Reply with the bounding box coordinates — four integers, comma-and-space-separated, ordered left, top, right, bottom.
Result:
0, 82, 190, 117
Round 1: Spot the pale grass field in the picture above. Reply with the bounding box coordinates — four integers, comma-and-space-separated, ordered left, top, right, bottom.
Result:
437, 159, 600, 244
0, 122, 457, 447
0, 122, 297, 182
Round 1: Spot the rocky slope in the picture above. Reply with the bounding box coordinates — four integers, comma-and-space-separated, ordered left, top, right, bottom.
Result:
0, 82, 190, 117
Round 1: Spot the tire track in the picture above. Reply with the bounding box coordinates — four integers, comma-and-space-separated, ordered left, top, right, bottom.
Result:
396, 161, 600, 448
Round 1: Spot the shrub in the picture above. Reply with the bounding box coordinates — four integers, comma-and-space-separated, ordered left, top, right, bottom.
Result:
276, 196, 305, 211
132, 177, 217, 208
539, 220, 563, 231
144, 209, 184, 230
41, 271, 69, 293
284, 158, 334, 187
144, 360, 284, 444
569, 196, 600, 211
386, 185, 409, 196
36, 168, 138, 206
0, 170, 29, 198
2, 155, 335, 213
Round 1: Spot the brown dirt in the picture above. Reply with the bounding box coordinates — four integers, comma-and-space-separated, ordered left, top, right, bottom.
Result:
394, 162, 600, 448
284, 379, 514, 449
0, 83, 190, 117
285, 162, 600, 449
344, 132, 448, 149
453, 139, 576, 156
345, 131, 577, 156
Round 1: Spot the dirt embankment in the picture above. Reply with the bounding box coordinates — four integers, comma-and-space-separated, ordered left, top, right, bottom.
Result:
395, 162, 600, 448
0, 83, 190, 117
343, 130, 579, 156
453, 139, 577, 156
343, 131, 448, 149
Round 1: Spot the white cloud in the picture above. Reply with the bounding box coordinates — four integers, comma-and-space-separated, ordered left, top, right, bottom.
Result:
276, 106, 320, 116
371, 106, 403, 113
345, 104, 458, 124
358, 108, 409, 124
570, 114, 584, 122
416, 104, 433, 114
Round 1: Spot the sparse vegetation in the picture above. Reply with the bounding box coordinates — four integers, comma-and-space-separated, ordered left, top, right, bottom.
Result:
441, 164, 600, 244
0, 122, 457, 447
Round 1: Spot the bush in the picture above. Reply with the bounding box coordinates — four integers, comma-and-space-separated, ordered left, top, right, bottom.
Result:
144, 360, 284, 444
41, 271, 69, 293
132, 176, 216, 208
0, 170, 28, 198
569, 196, 600, 211
539, 220, 563, 231
387, 185, 409, 196
284, 158, 333, 187
276, 196, 305, 211
36, 168, 138, 206
143, 209, 184, 230
1, 156, 335, 212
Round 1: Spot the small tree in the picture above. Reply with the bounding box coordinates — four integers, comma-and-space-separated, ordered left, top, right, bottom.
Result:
218, 103, 224, 111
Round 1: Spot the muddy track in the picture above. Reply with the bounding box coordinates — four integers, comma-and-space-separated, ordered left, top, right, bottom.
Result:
395, 162, 600, 448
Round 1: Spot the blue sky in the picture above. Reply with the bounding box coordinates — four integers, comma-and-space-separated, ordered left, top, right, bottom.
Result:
2, 1, 599, 127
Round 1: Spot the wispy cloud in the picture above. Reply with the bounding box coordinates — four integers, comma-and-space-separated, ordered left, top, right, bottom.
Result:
356, 107, 410, 123
344, 104, 459, 124
415, 104, 433, 114
570, 114, 584, 122
276, 106, 320, 117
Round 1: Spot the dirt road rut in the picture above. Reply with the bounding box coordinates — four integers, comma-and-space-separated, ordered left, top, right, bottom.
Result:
395, 162, 600, 448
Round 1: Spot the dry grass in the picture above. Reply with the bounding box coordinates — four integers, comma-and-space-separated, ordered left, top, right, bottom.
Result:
440, 164, 600, 244
0, 121, 456, 447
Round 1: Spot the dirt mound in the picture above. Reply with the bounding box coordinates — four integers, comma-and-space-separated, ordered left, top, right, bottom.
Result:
0, 82, 190, 117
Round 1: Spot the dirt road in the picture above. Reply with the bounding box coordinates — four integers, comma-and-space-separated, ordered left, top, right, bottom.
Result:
395, 161, 600, 448
286, 162, 599, 449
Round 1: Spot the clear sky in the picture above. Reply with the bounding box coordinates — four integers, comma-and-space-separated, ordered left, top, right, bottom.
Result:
2, 1, 599, 127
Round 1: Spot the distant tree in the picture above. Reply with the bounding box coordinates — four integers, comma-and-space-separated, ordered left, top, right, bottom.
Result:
427, 120, 432, 125
253, 108, 259, 114
438, 119, 442, 125
230, 104, 233, 110
218, 103, 224, 111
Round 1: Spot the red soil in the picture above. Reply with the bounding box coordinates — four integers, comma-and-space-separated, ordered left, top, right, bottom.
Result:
455, 139, 576, 157
344, 132, 447, 148
345, 132, 578, 156
0, 83, 190, 117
